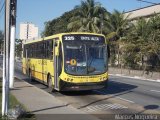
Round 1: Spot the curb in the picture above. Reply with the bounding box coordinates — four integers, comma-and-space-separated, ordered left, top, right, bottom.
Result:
109, 74, 160, 83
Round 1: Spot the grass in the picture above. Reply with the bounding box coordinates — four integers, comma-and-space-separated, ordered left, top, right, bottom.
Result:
0, 78, 35, 119
0, 79, 21, 112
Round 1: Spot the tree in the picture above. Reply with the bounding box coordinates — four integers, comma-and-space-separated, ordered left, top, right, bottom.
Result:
67, 0, 109, 33
15, 39, 23, 58
0, 30, 4, 55
106, 10, 129, 39
147, 14, 160, 62
0, 30, 4, 44
122, 14, 160, 71
105, 10, 130, 66
42, 9, 78, 37
121, 18, 150, 69
42, 0, 110, 36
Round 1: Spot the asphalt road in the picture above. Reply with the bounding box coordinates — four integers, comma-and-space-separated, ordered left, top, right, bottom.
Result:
1, 60, 160, 119
109, 75, 160, 108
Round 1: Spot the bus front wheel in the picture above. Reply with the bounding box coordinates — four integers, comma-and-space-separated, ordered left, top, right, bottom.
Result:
47, 75, 53, 92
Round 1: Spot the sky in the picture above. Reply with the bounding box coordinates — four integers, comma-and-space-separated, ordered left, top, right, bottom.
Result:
0, 0, 160, 38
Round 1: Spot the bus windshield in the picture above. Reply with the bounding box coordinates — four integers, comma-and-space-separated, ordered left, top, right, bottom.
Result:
63, 34, 108, 75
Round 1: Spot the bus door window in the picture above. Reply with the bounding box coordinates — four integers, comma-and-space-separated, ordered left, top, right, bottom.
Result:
58, 42, 62, 75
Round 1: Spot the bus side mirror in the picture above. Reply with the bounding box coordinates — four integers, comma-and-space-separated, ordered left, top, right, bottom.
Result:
55, 47, 59, 56
55, 42, 59, 56
54, 42, 57, 47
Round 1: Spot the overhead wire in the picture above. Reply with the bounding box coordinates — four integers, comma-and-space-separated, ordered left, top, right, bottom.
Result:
0, 0, 5, 30
136, 0, 160, 5
0, 0, 5, 14
0, 0, 5, 19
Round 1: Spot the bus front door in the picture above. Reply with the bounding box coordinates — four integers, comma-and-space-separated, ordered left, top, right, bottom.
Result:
53, 40, 62, 91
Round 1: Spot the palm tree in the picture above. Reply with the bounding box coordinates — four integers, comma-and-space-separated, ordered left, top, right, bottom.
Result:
123, 17, 159, 72
105, 10, 130, 40
67, 0, 109, 33
105, 10, 130, 66
147, 14, 160, 62
0, 30, 4, 44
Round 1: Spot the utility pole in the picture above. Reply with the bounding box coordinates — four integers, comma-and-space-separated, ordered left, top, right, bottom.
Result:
2, 0, 11, 116
10, 0, 17, 88
2, 0, 17, 116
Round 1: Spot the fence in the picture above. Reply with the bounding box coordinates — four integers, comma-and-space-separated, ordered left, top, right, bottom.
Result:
108, 64, 160, 80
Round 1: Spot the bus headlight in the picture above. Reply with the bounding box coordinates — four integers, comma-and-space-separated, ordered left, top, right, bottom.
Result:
67, 78, 70, 81
66, 78, 74, 82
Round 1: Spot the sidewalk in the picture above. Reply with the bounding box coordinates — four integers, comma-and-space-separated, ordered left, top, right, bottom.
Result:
10, 77, 100, 120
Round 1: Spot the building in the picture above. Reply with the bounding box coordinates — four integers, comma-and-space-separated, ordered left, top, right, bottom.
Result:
19, 22, 39, 40
124, 4, 160, 20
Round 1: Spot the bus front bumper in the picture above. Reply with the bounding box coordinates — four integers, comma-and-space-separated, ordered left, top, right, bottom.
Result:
59, 80, 108, 91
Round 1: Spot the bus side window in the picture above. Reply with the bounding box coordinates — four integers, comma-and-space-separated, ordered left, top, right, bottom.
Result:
107, 45, 110, 59
27, 45, 29, 57
46, 41, 49, 59
30, 44, 32, 58
32, 44, 34, 58
42, 41, 45, 59
39, 42, 43, 58
23, 45, 26, 57
49, 40, 53, 60
37, 42, 40, 58
43, 41, 46, 59
35, 43, 37, 58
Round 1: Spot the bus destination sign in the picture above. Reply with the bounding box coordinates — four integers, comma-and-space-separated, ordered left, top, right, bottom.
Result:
62, 34, 105, 42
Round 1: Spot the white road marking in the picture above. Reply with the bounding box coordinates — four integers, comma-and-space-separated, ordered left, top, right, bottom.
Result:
83, 103, 128, 112
116, 97, 135, 103
94, 90, 135, 104
114, 103, 128, 109
150, 90, 160, 93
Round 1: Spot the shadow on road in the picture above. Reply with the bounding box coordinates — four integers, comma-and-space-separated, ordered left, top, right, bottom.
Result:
20, 76, 138, 97
100, 80, 137, 95
28, 104, 70, 114
138, 105, 160, 114
59, 81, 138, 109
61, 80, 137, 96
144, 105, 159, 110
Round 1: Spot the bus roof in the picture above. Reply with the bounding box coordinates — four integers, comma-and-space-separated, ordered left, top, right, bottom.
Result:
23, 32, 105, 44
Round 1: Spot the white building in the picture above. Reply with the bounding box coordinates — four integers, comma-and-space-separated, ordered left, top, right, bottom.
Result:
124, 4, 160, 20
19, 22, 39, 40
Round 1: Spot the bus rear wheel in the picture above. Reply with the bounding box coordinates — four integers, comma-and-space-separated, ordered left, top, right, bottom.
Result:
28, 69, 33, 83
47, 75, 53, 92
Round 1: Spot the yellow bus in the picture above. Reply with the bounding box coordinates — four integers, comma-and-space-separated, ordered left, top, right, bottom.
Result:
22, 32, 109, 91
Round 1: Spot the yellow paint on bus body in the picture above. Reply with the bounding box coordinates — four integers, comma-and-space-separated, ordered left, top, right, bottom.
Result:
22, 32, 109, 91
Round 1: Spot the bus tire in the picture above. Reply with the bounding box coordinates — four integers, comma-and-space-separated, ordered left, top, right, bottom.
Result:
28, 69, 33, 83
47, 74, 53, 92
